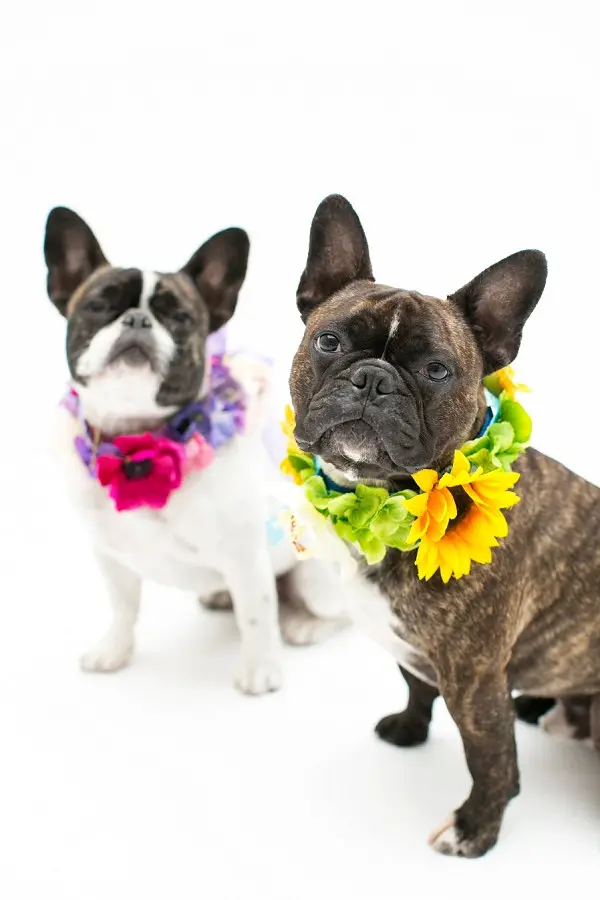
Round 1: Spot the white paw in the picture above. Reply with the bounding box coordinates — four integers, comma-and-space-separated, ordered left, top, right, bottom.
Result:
235, 656, 283, 696
429, 816, 462, 856
428, 814, 495, 858
80, 628, 134, 673
280, 610, 348, 646
539, 702, 576, 739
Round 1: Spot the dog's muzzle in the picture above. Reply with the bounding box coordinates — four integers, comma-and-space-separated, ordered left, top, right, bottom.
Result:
107, 311, 158, 368
296, 358, 432, 469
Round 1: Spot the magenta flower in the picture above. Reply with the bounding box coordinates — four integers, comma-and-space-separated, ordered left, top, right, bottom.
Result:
96, 433, 185, 511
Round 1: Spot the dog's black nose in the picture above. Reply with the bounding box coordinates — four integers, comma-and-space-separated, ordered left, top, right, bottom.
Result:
122, 310, 152, 329
350, 363, 395, 396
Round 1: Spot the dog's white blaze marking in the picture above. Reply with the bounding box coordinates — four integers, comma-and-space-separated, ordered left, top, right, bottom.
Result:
381, 309, 402, 361
140, 271, 159, 309
388, 310, 401, 340
342, 445, 364, 463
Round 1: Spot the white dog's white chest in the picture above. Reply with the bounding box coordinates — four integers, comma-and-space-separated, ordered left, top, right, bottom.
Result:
343, 573, 437, 686
87, 502, 224, 591
55, 409, 295, 593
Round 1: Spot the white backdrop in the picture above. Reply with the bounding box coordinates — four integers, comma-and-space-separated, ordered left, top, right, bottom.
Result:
1, 2, 599, 897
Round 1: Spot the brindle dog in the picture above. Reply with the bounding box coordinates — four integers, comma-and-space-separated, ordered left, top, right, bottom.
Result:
288, 194, 600, 857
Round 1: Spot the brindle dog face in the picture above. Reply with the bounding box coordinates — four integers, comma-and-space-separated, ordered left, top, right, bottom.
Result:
290, 195, 547, 485
44, 207, 249, 411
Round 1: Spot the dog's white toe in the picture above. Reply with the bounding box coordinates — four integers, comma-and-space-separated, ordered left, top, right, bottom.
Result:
235, 657, 282, 695
280, 608, 348, 646
429, 815, 461, 856
80, 629, 134, 673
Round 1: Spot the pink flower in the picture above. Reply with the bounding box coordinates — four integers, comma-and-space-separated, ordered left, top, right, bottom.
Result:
97, 433, 185, 512
183, 432, 215, 475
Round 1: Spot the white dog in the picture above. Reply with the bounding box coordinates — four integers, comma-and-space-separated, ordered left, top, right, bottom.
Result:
45, 207, 346, 694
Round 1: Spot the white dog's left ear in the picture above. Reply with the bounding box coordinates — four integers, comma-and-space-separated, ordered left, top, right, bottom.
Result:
44, 207, 108, 316
182, 228, 250, 333
449, 250, 547, 374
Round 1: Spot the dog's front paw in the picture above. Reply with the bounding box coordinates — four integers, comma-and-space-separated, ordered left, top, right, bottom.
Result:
375, 710, 430, 747
80, 627, 134, 673
235, 656, 283, 696
428, 810, 500, 859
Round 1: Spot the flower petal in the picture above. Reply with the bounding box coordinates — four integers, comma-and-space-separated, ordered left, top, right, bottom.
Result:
403, 493, 429, 517
411, 469, 438, 493
113, 432, 157, 455
427, 489, 448, 523
408, 514, 429, 544
96, 455, 123, 486
426, 516, 450, 542
441, 487, 458, 520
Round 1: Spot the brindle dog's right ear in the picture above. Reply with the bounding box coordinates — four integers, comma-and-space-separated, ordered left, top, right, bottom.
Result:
296, 194, 374, 322
44, 207, 108, 316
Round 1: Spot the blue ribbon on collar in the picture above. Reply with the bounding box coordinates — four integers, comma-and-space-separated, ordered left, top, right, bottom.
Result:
476, 388, 500, 438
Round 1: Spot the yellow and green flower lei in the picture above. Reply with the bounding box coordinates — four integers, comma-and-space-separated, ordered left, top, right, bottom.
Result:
280, 368, 532, 582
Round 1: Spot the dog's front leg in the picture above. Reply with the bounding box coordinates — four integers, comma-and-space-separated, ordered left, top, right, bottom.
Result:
80, 552, 141, 673
223, 543, 283, 696
429, 666, 518, 858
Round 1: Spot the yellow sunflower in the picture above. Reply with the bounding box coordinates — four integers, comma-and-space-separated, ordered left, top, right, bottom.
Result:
404, 451, 477, 545
406, 451, 521, 583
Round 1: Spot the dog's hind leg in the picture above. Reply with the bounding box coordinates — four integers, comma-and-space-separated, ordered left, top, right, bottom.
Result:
277, 569, 349, 646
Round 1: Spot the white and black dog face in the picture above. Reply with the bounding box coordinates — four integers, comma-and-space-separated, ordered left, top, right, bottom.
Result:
44, 207, 249, 432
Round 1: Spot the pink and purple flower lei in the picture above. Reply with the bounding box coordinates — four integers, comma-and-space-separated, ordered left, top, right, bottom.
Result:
61, 353, 247, 512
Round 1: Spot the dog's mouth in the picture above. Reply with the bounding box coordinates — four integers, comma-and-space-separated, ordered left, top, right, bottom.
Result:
106, 337, 156, 369
297, 418, 434, 486
297, 406, 433, 465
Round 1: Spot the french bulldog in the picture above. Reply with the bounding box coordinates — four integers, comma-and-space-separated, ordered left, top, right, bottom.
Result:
288, 194, 600, 856
45, 207, 345, 695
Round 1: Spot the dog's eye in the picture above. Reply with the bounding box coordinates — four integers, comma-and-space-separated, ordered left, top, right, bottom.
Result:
173, 309, 193, 325
315, 332, 341, 353
423, 361, 449, 382
86, 297, 106, 314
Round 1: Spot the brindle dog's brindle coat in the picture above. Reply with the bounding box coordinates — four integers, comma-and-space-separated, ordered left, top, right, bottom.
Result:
288, 194, 600, 858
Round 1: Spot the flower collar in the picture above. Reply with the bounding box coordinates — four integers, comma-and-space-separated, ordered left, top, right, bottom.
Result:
280, 367, 532, 583
62, 353, 246, 512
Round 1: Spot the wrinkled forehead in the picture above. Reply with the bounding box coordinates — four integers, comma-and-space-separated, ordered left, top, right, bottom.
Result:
67, 267, 201, 317
306, 281, 476, 360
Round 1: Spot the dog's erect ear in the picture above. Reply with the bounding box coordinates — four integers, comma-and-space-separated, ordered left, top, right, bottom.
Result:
182, 228, 250, 333
449, 250, 548, 374
296, 194, 374, 322
44, 207, 108, 316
